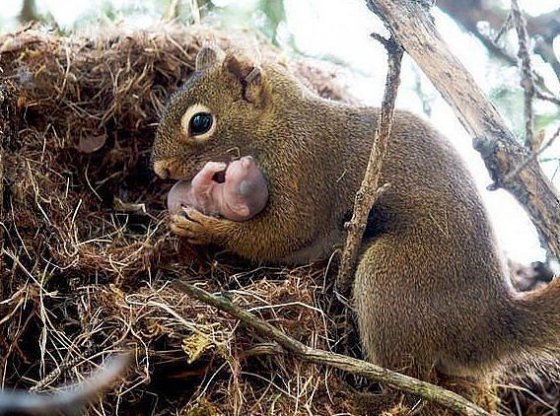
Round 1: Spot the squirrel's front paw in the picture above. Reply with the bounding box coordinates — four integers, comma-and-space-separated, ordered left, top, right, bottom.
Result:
169, 207, 224, 245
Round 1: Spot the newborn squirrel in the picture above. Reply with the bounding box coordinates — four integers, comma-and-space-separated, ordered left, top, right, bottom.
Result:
152, 46, 560, 411
167, 156, 268, 221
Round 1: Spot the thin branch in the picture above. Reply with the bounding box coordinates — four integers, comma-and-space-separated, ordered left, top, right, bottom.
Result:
511, 0, 536, 148
534, 37, 560, 84
437, 0, 560, 101
175, 281, 491, 416
477, 30, 557, 101
335, 35, 402, 296
437, 0, 560, 84
493, 11, 512, 43
502, 125, 560, 185
535, 89, 560, 106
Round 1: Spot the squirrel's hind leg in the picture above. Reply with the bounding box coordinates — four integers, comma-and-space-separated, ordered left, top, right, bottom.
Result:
352, 236, 498, 415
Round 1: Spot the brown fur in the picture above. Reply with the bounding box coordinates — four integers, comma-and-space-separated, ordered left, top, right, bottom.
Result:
152, 47, 560, 413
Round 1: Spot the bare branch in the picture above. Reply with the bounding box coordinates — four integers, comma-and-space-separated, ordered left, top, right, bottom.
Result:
502, 126, 560, 185
493, 11, 512, 43
175, 281, 491, 416
534, 37, 560, 83
336, 36, 402, 296
535, 89, 560, 106
437, 0, 560, 84
511, 0, 535, 148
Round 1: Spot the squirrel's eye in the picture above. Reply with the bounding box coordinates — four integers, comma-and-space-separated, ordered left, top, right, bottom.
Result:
189, 112, 213, 136
181, 104, 215, 142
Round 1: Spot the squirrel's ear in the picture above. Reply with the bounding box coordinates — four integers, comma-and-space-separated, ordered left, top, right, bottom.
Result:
224, 54, 266, 106
195, 46, 223, 71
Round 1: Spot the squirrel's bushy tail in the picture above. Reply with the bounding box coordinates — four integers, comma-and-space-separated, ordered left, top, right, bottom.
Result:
500, 278, 560, 372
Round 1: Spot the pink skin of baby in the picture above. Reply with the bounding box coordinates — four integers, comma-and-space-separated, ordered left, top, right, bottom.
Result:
167, 156, 269, 221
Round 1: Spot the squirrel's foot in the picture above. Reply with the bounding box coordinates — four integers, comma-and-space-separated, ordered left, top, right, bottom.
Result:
170, 207, 230, 245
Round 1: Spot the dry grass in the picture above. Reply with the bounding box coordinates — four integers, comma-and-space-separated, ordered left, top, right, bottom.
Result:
0, 23, 557, 416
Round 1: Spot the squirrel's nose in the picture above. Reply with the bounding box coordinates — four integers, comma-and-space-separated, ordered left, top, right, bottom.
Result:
153, 160, 170, 180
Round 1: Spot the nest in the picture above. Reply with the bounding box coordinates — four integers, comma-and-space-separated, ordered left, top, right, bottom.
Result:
0, 24, 355, 415
0, 23, 557, 416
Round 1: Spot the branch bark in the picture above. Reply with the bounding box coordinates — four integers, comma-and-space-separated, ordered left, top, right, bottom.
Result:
366, 0, 560, 259
511, 0, 535, 147
336, 36, 402, 296
175, 281, 491, 416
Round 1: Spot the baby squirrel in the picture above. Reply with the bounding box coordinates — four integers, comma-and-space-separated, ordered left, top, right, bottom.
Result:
152, 46, 560, 409
167, 156, 268, 221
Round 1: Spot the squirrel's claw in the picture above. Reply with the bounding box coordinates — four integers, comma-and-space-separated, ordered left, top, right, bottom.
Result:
169, 208, 222, 245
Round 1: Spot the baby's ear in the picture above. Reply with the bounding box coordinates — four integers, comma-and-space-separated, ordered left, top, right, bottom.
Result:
224, 54, 267, 106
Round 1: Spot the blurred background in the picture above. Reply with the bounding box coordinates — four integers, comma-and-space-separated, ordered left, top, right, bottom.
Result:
1, 0, 559, 263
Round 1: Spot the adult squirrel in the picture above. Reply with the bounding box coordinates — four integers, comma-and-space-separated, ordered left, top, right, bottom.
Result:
152, 46, 560, 411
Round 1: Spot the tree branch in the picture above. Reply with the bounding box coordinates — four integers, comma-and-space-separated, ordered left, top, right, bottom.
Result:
366, 0, 560, 259
511, 0, 535, 148
502, 126, 560, 185
175, 281, 491, 416
437, 0, 560, 84
336, 35, 402, 296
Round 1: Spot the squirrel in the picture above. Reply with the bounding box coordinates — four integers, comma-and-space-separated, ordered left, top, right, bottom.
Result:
167, 156, 268, 221
152, 46, 560, 412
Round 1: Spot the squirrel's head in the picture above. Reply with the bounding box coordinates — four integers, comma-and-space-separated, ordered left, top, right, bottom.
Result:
151, 46, 272, 181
